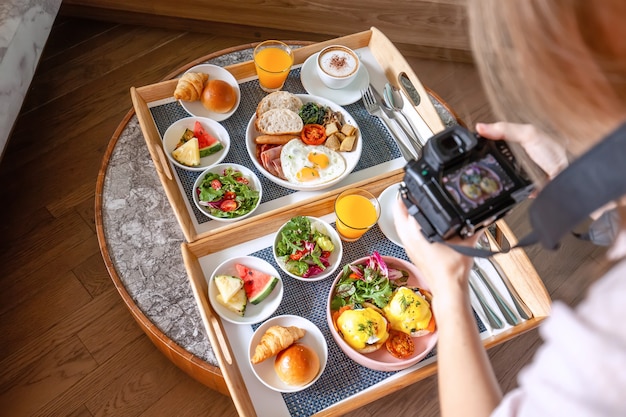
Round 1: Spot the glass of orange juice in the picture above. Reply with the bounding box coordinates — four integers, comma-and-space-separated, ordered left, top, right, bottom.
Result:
334, 189, 381, 242
253, 40, 294, 92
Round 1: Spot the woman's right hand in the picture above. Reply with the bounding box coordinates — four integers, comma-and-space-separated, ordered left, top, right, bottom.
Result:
476, 122, 569, 179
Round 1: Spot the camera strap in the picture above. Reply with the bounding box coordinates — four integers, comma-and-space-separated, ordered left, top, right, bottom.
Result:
444, 121, 626, 258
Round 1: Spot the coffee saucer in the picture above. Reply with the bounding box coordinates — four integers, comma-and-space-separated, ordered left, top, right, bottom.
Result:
300, 52, 369, 106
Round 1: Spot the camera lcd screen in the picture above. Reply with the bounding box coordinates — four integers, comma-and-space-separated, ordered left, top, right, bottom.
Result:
442, 154, 516, 214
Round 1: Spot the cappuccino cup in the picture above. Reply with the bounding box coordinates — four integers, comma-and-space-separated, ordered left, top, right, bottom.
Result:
316, 45, 360, 90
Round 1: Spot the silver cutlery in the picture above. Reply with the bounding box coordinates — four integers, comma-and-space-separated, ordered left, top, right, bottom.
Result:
361, 85, 418, 161
368, 84, 422, 158
478, 234, 532, 320
473, 262, 520, 326
383, 82, 424, 154
469, 273, 504, 330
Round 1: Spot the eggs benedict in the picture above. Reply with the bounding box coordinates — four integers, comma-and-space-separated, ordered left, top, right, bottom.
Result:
383, 287, 436, 337
334, 306, 389, 353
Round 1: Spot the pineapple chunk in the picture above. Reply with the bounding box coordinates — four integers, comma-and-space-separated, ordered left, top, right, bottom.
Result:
214, 275, 244, 303
216, 288, 247, 316
172, 137, 200, 166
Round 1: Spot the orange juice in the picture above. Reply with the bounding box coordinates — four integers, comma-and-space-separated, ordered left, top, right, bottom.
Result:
253, 43, 293, 92
335, 193, 379, 241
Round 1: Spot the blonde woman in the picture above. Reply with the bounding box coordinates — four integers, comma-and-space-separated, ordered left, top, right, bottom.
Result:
395, 1, 626, 416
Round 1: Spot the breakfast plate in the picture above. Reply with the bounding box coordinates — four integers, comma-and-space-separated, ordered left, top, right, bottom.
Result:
245, 94, 363, 191
377, 183, 403, 247
248, 315, 328, 393
300, 53, 369, 106
178, 64, 241, 122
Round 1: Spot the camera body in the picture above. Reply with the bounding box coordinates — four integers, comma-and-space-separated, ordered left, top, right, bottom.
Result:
400, 125, 534, 241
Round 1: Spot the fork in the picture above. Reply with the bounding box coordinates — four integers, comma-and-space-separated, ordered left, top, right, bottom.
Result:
362, 86, 417, 161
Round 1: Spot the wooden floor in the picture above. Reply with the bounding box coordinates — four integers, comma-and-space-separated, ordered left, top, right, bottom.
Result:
0, 13, 606, 417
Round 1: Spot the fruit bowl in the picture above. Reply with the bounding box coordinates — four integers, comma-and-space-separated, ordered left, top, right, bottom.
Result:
272, 216, 343, 282
326, 255, 438, 371
162, 116, 230, 172
208, 255, 283, 325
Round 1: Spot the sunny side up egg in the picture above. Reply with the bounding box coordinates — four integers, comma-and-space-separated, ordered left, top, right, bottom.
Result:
281, 139, 346, 185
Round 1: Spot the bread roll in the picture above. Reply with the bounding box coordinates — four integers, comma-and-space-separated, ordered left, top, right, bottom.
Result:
274, 344, 320, 386
256, 91, 303, 118
201, 79, 237, 113
255, 108, 303, 135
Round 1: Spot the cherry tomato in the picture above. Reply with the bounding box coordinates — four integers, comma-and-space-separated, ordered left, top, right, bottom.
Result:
236, 176, 249, 185
301, 124, 327, 145
321, 251, 331, 259
219, 200, 238, 212
385, 330, 415, 359
210, 179, 222, 190
223, 191, 236, 200
289, 249, 307, 261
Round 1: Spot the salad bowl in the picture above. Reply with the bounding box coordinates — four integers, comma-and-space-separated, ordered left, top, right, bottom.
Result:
326, 253, 438, 371
272, 216, 343, 282
192, 163, 262, 222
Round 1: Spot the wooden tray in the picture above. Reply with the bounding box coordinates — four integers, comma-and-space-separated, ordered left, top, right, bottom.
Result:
130, 27, 445, 243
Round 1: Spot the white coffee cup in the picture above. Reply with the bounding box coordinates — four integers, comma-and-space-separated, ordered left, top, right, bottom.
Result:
316, 45, 360, 90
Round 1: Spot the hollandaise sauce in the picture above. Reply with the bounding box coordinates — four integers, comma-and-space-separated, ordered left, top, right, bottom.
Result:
336, 307, 388, 350
383, 287, 432, 335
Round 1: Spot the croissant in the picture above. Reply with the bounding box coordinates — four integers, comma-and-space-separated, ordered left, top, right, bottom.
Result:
173, 72, 208, 101
251, 325, 306, 364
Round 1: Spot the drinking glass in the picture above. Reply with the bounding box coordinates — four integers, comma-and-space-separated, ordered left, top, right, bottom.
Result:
253, 40, 294, 92
334, 189, 381, 242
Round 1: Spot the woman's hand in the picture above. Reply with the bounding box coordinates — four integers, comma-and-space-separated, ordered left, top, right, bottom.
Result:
393, 197, 477, 306
476, 122, 569, 179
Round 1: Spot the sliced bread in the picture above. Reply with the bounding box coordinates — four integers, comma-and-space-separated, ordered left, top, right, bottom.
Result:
256, 91, 303, 118
255, 108, 304, 135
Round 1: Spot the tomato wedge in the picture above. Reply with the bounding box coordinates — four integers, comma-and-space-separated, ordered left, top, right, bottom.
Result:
220, 200, 238, 212
301, 124, 327, 145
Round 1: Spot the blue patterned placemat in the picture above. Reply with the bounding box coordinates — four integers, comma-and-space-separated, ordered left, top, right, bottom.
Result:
149, 68, 401, 224
246, 223, 485, 417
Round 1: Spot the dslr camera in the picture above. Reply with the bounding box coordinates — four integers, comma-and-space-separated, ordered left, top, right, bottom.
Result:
400, 125, 534, 241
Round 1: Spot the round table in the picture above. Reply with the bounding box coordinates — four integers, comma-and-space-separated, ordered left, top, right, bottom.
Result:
95, 42, 458, 395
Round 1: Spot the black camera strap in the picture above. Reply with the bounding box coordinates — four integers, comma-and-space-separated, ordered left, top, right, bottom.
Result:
443, 121, 626, 258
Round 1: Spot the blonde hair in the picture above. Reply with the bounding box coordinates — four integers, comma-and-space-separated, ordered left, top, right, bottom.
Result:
468, 0, 626, 156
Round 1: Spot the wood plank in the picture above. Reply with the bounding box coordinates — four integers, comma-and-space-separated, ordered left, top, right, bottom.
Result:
0, 336, 98, 416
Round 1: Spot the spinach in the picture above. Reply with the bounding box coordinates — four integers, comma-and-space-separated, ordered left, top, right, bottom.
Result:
298, 102, 327, 125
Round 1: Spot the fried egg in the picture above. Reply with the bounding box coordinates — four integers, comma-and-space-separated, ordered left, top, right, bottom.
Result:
281, 139, 346, 185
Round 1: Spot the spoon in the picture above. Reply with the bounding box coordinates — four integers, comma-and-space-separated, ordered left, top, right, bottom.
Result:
383, 83, 423, 154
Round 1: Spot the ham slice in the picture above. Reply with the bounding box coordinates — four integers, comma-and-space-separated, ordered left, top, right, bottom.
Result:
259, 145, 285, 179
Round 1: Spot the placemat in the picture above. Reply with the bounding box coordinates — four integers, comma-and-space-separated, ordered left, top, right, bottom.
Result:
247, 223, 485, 417
149, 68, 401, 224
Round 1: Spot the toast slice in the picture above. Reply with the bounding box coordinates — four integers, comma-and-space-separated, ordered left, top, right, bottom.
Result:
255, 108, 304, 135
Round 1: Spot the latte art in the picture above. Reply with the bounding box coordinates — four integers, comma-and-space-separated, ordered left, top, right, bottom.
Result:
319, 48, 358, 78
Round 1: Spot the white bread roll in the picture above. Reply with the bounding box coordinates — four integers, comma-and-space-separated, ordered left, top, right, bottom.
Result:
274, 344, 320, 386
256, 91, 303, 118
201, 79, 237, 113
255, 108, 304, 135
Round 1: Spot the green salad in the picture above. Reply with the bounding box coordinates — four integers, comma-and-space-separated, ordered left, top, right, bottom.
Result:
196, 167, 260, 218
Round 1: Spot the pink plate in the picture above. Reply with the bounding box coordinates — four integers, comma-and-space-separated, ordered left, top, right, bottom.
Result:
326, 256, 438, 371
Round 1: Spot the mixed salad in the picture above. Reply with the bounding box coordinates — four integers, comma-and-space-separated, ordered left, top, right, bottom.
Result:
275, 216, 335, 278
196, 167, 260, 218
330, 252, 409, 310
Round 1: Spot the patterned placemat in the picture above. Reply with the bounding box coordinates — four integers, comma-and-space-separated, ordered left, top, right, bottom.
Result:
246, 223, 485, 417
149, 68, 401, 224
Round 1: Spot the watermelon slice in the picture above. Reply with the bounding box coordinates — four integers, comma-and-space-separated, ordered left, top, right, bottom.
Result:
235, 263, 279, 305
193, 121, 223, 157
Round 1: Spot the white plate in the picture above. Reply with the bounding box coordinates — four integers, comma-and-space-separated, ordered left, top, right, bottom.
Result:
245, 94, 362, 191
208, 256, 283, 325
300, 52, 369, 106
272, 216, 343, 282
378, 183, 403, 247
178, 64, 241, 122
162, 116, 230, 172
248, 315, 328, 393
192, 163, 262, 222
